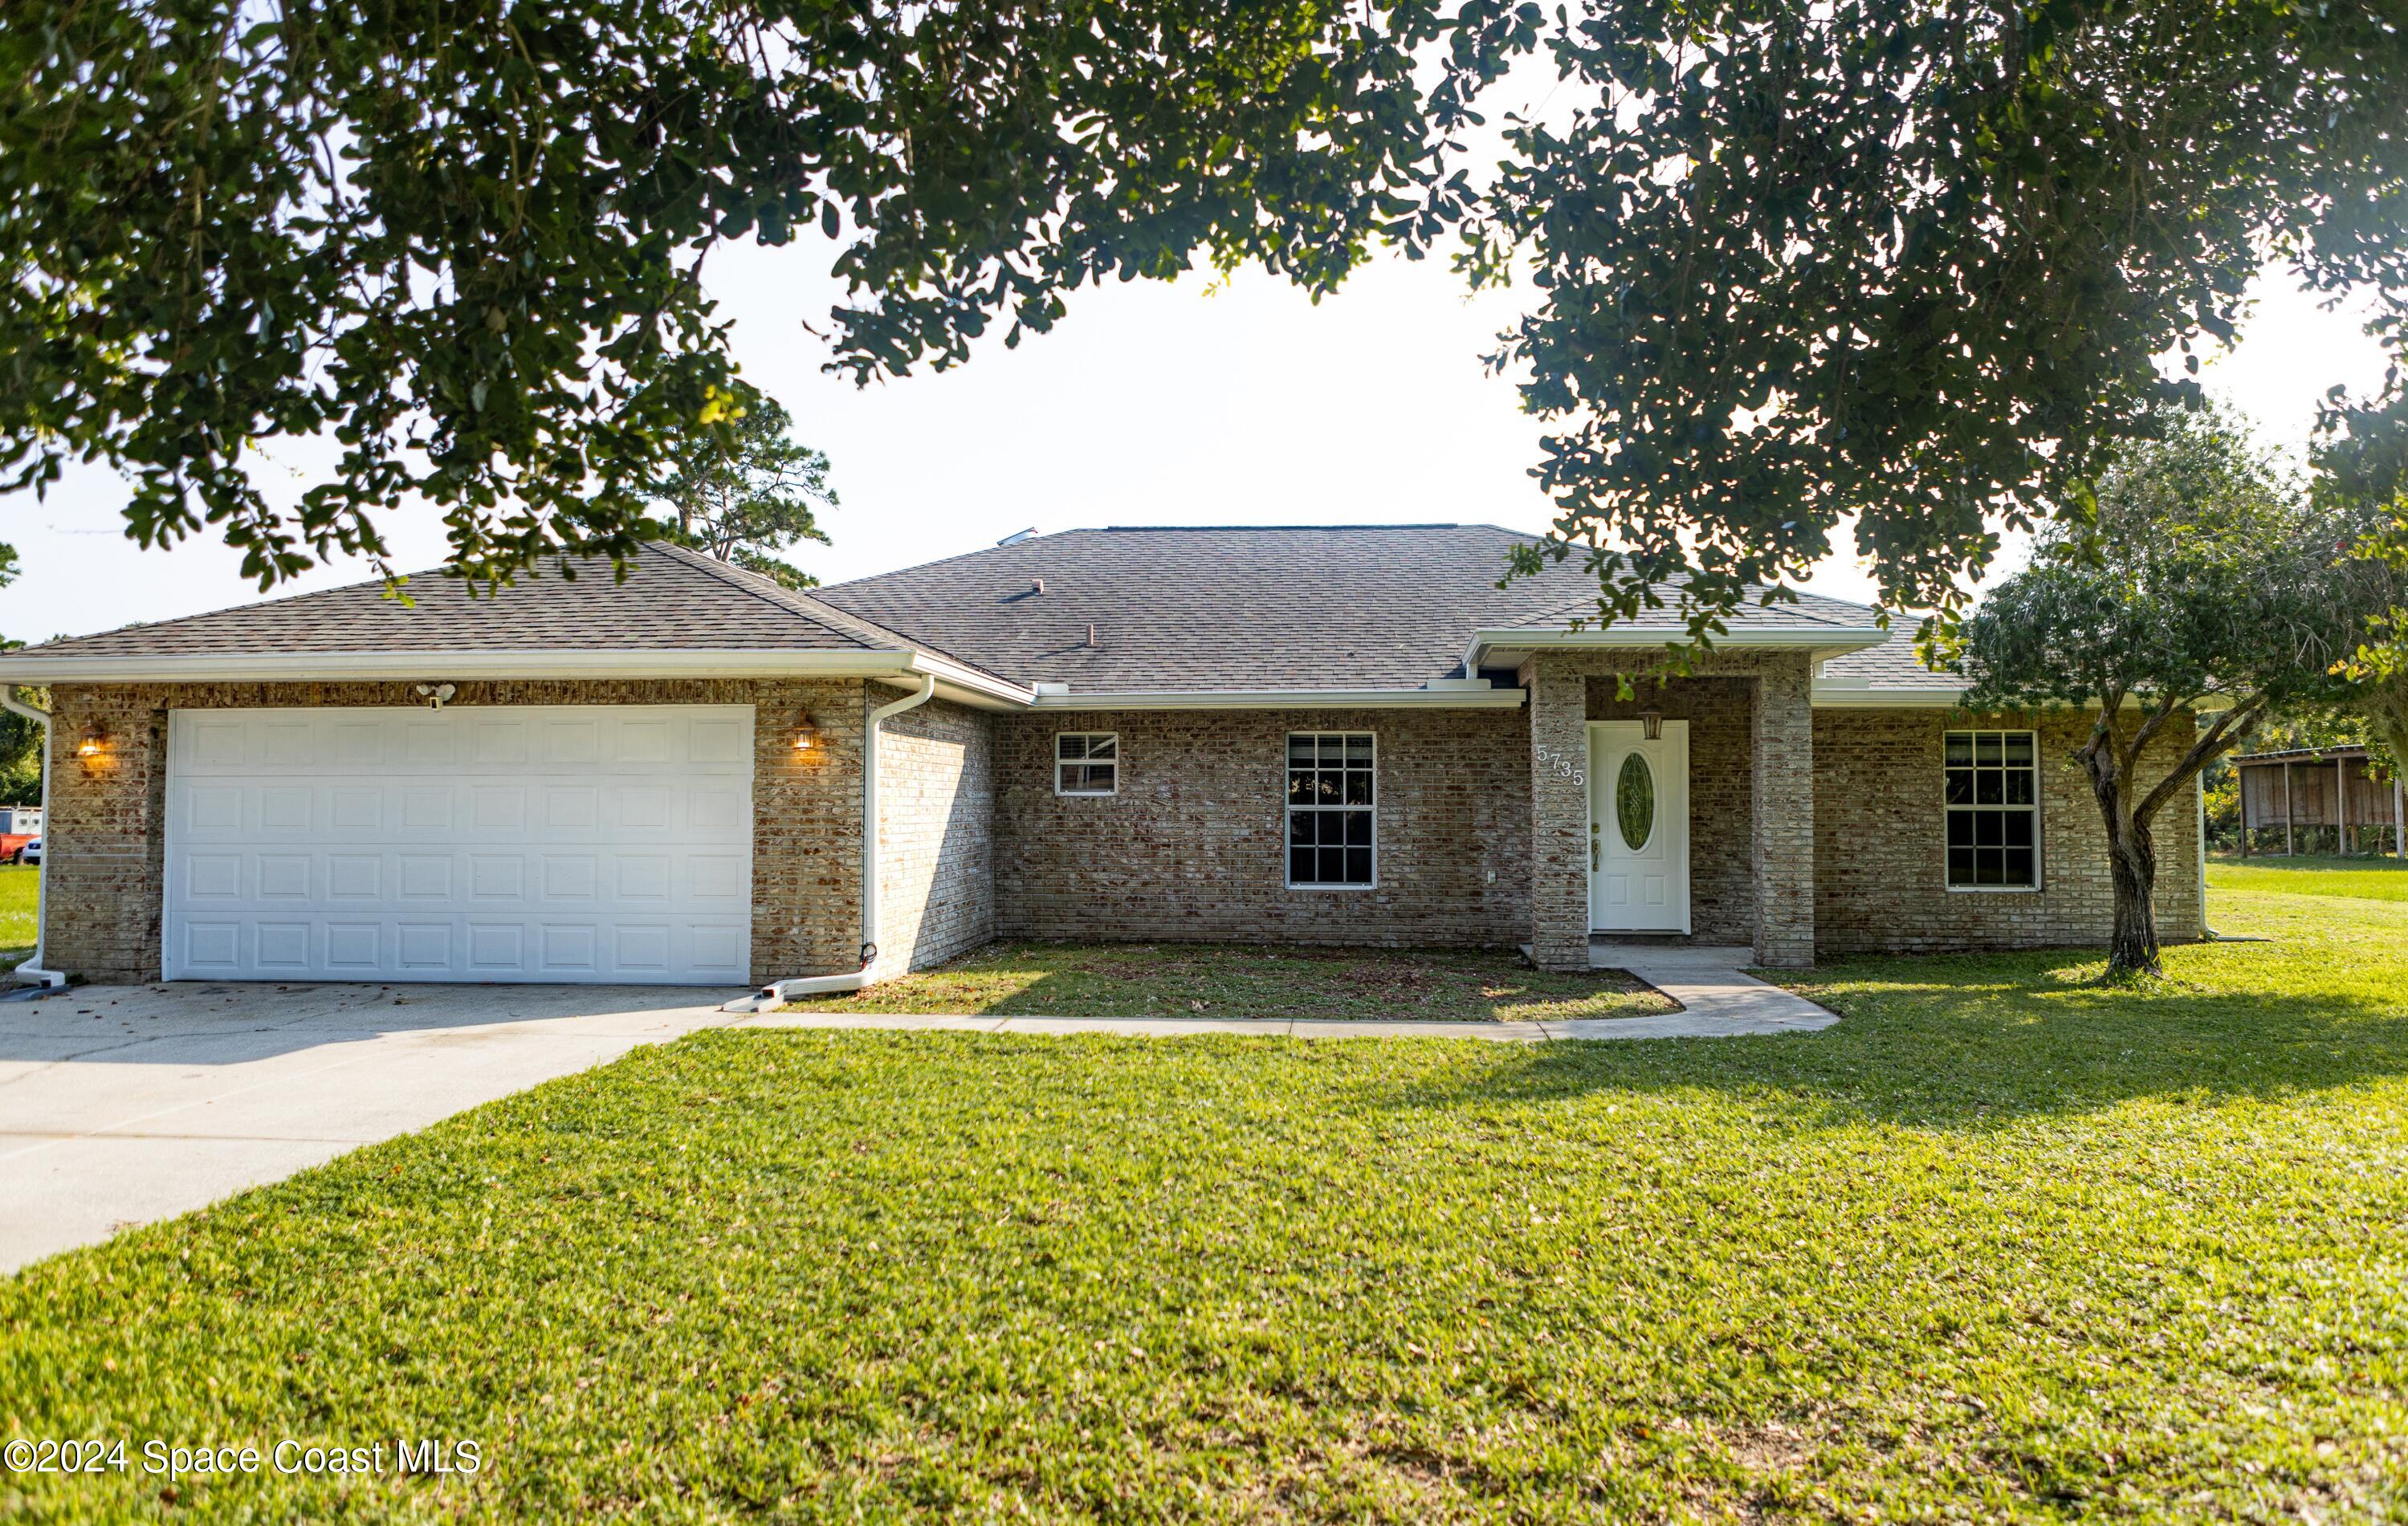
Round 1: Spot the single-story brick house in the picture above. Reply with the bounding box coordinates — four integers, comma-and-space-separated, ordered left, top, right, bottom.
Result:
0, 526, 2202, 989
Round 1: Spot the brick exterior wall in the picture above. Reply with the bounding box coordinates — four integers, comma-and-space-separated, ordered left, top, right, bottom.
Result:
39, 678, 872, 987
1814, 707, 2206, 954
991, 707, 1530, 946
33, 673, 2207, 987
1530, 649, 1817, 969
873, 692, 996, 975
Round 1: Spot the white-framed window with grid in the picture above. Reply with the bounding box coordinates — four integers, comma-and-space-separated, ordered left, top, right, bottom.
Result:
1944, 729, 2041, 889
1286, 731, 1375, 888
1055, 732, 1118, 796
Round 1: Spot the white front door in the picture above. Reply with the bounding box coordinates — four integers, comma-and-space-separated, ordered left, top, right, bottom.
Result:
162, 705, 756, 985
1587, 721, 1690, 933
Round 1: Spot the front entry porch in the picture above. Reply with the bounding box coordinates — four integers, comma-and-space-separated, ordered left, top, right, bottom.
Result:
1526, 650, 1818, 971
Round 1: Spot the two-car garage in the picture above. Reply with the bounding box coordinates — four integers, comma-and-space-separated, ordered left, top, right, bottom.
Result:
162, 706, 755, 985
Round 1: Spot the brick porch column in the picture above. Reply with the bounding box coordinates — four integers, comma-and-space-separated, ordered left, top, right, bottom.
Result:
1750, 653, 1816, 967
1529, 655, 1591, 971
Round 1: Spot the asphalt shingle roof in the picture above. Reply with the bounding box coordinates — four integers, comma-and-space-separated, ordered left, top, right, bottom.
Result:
813, 525, 1883, 691
14, 541, 943, 661
14, 525, 1905, 694
1817, 626, 1964, 691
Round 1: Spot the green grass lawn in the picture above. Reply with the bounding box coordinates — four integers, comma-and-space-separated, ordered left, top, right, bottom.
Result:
2209, 851, 2408, 902
784, 940, 1673, 1022
3, 870, 2405, 1520
0, 862, 35, 966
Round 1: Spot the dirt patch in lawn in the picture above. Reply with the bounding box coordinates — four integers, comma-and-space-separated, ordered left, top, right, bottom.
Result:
784, 940, 1676, 1023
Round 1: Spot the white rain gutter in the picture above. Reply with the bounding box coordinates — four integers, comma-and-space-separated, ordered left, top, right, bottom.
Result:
0, 686, 66, 989
1462, 623, 1893, 676
726, 673, 935, 1012
0, 648, 1033, 710
1025, 684, 1526, 711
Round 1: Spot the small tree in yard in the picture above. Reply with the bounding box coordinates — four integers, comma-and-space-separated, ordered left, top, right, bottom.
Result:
1960, 409, 2388, 979
651, 389, 836, 592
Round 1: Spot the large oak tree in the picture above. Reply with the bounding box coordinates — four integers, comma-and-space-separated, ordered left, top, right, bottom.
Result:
0, 0, 1501, 586
1474, 0, 2408, 634
2, 1, 2403, 629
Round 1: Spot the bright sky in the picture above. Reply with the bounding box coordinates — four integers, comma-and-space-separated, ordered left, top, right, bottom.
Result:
1, 242, 2392, 646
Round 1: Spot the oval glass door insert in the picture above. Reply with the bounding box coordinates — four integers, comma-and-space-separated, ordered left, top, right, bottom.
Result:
1616, 752, 1656, 851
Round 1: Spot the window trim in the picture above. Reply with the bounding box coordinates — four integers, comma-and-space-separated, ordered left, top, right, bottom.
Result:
1053, 731, 1119, 797
1942, 727, 2043, 893
1285, 730, 1378, 891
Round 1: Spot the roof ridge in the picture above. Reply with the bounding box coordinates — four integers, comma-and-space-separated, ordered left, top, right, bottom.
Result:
1096, 523, 1462, 532
642, 540, 905, 651
652, 539, 1019, 680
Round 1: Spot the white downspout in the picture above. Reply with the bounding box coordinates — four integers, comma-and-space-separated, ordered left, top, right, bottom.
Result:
0, 686, 67, 988
726, 673, 935, 1012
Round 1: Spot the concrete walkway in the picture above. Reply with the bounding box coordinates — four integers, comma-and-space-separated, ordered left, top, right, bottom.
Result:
1588, 942, 1841, 1035
1, 970, 1836, 1272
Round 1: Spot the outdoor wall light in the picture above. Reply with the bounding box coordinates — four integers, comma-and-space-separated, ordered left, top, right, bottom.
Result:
1640, 708, 1664, 742
76, 721, 109, 759
792, 714, 822, 751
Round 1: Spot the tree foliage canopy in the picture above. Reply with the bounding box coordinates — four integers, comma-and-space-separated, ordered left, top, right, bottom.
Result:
1961, 409, 2377, 735
651, 386, 836, 590
1477, 0, 2408, 632
0, 0, 1487, 587
2, 0, 2402, 633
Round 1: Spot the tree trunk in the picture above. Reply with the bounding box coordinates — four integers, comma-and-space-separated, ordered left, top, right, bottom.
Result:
2082, 738, 2162, 979
2104, 820, 2160, 978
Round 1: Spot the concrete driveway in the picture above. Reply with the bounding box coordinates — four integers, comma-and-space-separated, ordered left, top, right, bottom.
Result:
0, 982, 747, 1273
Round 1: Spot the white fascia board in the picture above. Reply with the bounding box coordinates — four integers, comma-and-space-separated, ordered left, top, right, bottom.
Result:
1810, 685, 1970, 708
1464, 623, 1891, 673
1027, 687, 1529, 711
0, 645, 1038, 706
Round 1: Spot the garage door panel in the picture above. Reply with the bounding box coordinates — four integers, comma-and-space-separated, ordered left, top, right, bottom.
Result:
327, 922, 382, 970
165, 706, 754, 986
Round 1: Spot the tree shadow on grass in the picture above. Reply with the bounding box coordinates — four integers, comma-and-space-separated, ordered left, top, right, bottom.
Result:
1367, 944, 2408, 1132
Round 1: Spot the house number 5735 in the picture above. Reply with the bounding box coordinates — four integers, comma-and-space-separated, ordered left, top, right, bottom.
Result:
1535, 745, 1584, 787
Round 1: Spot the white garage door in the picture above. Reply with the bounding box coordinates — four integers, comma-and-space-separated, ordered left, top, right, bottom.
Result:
164, 706, 754, 985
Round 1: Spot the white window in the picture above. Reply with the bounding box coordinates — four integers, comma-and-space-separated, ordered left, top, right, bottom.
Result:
1286, 732, 1375, 888
1055, 733, 1118, 796
1944, 729, 2040, 889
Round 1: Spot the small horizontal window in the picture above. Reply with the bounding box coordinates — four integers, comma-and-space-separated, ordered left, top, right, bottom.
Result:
1056, 732, 1117, 796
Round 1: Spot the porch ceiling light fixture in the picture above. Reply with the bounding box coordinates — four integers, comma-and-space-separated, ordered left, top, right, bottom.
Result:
792, 713, 822, 751
1640, 708, 1664, 742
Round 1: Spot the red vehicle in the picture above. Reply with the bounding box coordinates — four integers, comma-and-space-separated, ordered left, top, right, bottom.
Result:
0, 808, 39, 862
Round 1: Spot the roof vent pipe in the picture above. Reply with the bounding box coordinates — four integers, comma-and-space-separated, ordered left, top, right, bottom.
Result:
1086, 623, 1096, 648
1033, 578, 1045, 595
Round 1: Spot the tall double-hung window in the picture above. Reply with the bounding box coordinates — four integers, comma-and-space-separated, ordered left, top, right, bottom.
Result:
1943, 730, 2039, 889
1286, 732, 1375, 888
